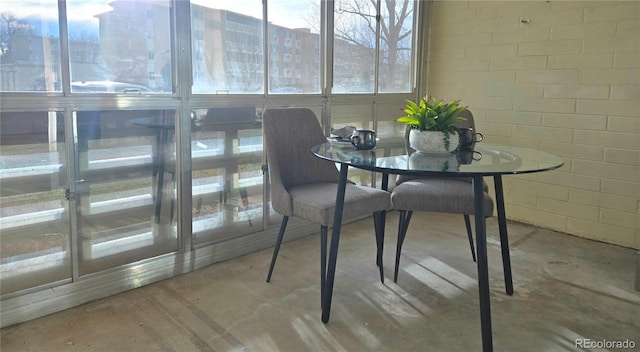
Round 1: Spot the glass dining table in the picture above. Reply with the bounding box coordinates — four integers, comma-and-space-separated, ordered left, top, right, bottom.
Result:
312, 141, 564, 352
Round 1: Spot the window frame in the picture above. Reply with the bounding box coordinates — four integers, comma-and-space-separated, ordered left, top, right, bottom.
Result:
0, 0, 425, 318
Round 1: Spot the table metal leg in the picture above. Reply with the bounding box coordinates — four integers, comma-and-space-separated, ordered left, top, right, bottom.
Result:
376, 173, 390, 269
494, 175, 514, 295
320, 225, 328, 310
473, 176, 493, 352
322, 163, 349, 324
373, 211, 385, 283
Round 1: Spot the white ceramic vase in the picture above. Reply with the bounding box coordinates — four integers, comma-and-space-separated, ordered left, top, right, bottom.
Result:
408, 129, 459, 153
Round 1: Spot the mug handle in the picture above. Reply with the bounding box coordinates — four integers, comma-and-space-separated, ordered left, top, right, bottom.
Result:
473, 151, 483, 161
474, 132, 483, 142
351, 134, 360, 147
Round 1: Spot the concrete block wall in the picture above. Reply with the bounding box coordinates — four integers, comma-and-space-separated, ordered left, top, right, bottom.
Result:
426, 1, 639, 249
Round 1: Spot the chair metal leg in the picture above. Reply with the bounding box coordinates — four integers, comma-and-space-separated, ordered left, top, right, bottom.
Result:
266, 216, 289, 282
464, 214, 477, 262
375, 212, 382, 267
320, 225, 328, 309
394, 210, 413, 283
373, 211, 385, 283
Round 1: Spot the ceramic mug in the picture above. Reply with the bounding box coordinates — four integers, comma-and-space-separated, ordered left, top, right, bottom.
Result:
458, 128, 483, 148
457, 150, 483, 164
351, 129, 376, 150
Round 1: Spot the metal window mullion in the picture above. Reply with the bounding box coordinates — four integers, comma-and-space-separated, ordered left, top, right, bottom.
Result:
174, 0, 193, 254
370, 0, 382, 135
57, 1, 80, 280
63, 107, 80, 281
322, 0, 334, 134
416, 0, 432, 99
264, 0, 269, 96
263, 0, 270, 228
410, 0, 420, 97
373, 0, 381, 97
58, 0, 71, 95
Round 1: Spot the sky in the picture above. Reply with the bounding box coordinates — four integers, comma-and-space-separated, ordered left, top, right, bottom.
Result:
2, 0, 317, 33
192, 0, 315, 29
1, 0, 111, 21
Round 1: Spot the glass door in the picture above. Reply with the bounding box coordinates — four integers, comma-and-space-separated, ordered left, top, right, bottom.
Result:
0, 111, 71, 295
190, 106, 263, 245
73, 110, 178, 275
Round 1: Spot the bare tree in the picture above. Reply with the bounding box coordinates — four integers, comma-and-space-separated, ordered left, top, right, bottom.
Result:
305, 0, 413, 91
0, 11, 31, 58
378, 0, 413, 91
0, 11, 16, 56
0, 11, 35, 55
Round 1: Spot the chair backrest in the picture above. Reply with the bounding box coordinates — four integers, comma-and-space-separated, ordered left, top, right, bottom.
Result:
454, 109, 476, 130
263, 107, 340, 215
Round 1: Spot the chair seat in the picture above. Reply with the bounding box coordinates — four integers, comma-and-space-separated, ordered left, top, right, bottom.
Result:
391, 178, 494, 215
289, 182, 392, 226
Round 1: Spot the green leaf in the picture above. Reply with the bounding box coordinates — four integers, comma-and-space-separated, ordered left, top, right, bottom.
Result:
405, 99, 419, 112
397, 94, 468, 131
397, 116, 419, 126
443, 101, 460, 116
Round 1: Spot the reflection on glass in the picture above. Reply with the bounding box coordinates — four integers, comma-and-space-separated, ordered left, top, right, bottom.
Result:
332, 0, 376, 94
74, 110, 177, 275
190, 107, 264, 245
331, 103, 374, 131
375, 103, 409, 139
0, 111, 70, 294
190, 1, 264, 94
267, 1, 320, 94
409, 152, 459, 172
67, 0, 172, 93
330, 103, 375, 186
378, 0, 414, 93
0, 0, 62, 92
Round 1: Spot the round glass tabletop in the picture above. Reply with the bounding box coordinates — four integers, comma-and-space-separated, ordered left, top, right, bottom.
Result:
312, 142, 564, 177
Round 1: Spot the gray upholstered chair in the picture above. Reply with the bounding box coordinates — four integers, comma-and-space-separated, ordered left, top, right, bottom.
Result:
390, 109, 494, 282
263, 107, 392, 296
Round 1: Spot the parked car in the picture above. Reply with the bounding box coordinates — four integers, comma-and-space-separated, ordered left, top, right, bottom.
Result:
71, 81, 153, 93
270, 86, 299, 94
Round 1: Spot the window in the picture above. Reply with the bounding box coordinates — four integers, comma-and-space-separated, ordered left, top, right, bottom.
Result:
191, 1, 264, 94
190, 1, 322, 95
66, 0, 172, 93
379, 0, 414, 93
190, 106, 263, 245
0, 0, 420, 313
267, 1, 320, 94
332, 0, 414, 94
332, 0, 376, 94
0, 0, 62, 92
0, 110, 70, 294
72, 109, 178, 275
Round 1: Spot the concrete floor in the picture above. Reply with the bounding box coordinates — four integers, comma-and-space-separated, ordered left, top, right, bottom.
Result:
2, 212, 639, 352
